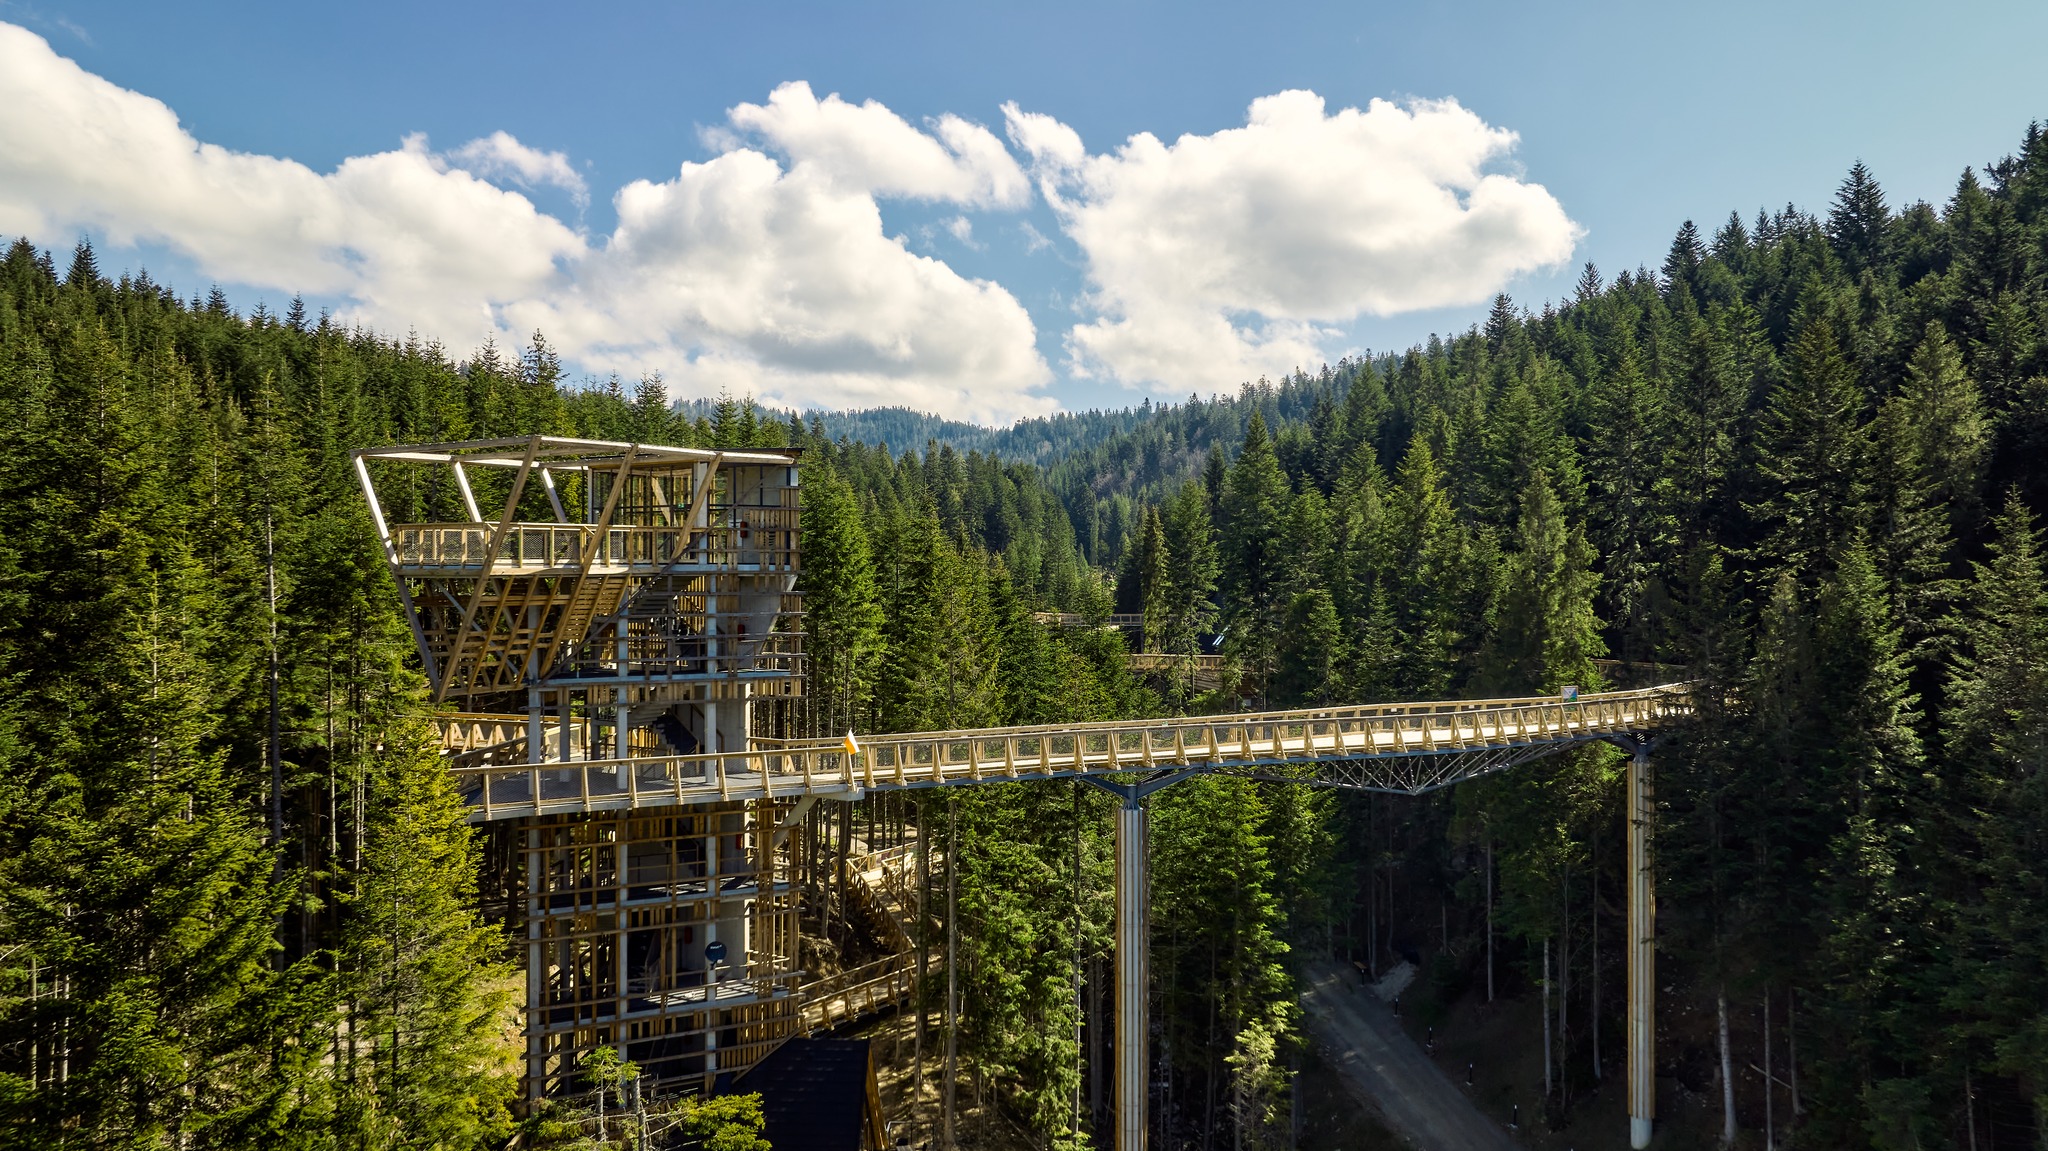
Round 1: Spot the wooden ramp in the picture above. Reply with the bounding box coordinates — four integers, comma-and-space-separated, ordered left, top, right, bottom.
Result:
801, 843, 939, 1035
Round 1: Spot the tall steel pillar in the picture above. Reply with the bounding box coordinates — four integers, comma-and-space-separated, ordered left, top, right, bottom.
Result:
1114, 793, 1148, 1151
1624, 738, 1657, 1149
1081, 769, 1197, 1151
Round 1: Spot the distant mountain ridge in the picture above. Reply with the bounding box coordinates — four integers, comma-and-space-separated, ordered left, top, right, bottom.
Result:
675, 367, 1367, 468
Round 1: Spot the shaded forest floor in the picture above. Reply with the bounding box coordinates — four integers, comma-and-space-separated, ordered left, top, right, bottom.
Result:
829, 979, 1789, 1150
1394, 969, 1748, 1151
860, 1007, 1039, 1151
838, 944, 1795, 1150
1295, 1042, 1409, 1151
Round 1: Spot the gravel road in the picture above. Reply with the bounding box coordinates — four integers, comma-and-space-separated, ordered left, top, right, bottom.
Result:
1299, 957, 1520, 1151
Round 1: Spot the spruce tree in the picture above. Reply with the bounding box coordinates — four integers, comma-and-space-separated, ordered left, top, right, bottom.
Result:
800, 464, 886, 737
1755, 312, 1869, 580
1386, 436, 1465, 696
1218, 413, 1290, 700
337, 725, 515, 1149
1827, 162, 1892, 280
1487, 469, 1605, 695
1158, 480, 1219, 664
1941, 495, 2048, 1129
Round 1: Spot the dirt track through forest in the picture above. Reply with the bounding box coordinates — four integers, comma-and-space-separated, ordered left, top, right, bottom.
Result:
1298, 957, 1520, 1151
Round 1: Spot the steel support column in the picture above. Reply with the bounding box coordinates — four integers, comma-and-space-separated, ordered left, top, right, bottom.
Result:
1626, 739, 1656, 1149
1114, 794, 1148, 1151
1081, 768, 1198, 1151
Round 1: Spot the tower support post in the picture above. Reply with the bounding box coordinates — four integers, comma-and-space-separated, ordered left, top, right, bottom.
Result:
1114, 793, 1148, 1151
1626, 739, 1656, 1149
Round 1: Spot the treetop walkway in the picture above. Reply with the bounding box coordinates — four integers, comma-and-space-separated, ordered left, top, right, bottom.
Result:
360, 435, 1684, 1151
437, 682, 1690, 820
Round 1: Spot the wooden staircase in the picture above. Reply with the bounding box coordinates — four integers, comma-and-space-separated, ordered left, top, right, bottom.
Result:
801, 840, 940, 1034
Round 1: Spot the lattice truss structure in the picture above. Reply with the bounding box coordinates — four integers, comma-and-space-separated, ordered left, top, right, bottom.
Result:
354, 435, 803, 720
354, 436, 808, 1101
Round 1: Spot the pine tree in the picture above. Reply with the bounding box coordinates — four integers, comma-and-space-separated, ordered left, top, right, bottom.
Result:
1755, 312, 1868, 581
1662, 221, 1705, 297
1896, 324, 1990, 527
1151, 777, 1295, 1149
800, 465, 886, 737
1486, 469, 1605, 694
63, 239, 100, 292
1158, 480, 1219, 664
0, 561, 303, 1147
1941, 494, 2048, 1129
1218, 413, 1290, 700
1386, 436, 1465, 697
1272, 590, 1342, 707
1871, 322, 1988, 658
1807, 542, 1932, 1145
337, 725, 515, 1149
1585, 323, 1672, 663
1827, 162, 1892, 279
631, 372, 675, 444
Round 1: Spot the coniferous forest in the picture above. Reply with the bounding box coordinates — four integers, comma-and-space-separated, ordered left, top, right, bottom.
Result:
5, 122, 2048, 1150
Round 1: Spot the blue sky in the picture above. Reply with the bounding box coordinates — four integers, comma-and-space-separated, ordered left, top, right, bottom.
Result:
3, 0, 2045, 421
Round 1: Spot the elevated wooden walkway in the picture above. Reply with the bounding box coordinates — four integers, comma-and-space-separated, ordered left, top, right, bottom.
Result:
801, 843, 935, 1034
441, 683, 1690, 822
1125, 652, 1226, 689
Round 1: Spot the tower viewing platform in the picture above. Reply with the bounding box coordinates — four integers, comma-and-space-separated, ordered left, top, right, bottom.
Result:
355, 435, 810, 1100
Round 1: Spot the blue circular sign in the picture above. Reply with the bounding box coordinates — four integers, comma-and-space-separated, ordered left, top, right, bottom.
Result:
704, 940, 728, 963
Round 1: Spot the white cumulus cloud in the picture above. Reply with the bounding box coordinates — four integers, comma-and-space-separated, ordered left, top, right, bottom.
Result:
514, 151, 1044, 421
1006, 91, 1582, 389
0, 24, 1053, 423
726, 81, 1029, 208
0, 22, 580, 343
441, 130, 589, 206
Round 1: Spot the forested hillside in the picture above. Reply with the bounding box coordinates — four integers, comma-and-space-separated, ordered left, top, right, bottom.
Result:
4, 118, 2048, 1150
756, 125, 2048, 1147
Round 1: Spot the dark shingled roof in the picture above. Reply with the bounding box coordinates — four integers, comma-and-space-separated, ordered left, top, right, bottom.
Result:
730, 1037, 878, 1151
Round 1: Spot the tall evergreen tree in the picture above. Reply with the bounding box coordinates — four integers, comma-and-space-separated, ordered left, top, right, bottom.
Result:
1755, 312, 1869, 580
1941, 495, 2048, 1134
1218, 412, 1291, 700
1828, 162, 1892, 280
800, 464, 886, 738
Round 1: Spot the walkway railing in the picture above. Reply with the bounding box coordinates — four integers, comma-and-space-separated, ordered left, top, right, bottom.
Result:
447, 683, 1692, 821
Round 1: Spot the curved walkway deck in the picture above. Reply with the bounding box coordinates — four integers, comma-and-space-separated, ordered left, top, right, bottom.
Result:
446, 683, 1690, 821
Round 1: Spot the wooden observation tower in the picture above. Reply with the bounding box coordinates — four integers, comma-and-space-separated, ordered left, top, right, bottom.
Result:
353, 435, 808, 1099
357, 434, 1688, 1148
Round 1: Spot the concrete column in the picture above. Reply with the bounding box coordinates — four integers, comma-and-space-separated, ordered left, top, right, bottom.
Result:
557, 689, 573, 763
616, 627, 632, 764
1115, 796, 1148, 1151
1627, 742, 1656, 1149
525, 826, 545, 1098
527, 685, 543, 766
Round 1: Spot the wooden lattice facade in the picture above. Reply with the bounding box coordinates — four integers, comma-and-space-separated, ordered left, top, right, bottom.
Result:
354, 436, 807, 1100
516, 805, 804, 1095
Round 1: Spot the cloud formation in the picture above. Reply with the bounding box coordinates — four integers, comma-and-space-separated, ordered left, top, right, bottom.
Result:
519, 151, 1044, 420
0, 18, 1579, 420
725, 81, 1030, 209
441, 131, 589, 207
1006, 91, 1581, 388
0, 25, 1053, 422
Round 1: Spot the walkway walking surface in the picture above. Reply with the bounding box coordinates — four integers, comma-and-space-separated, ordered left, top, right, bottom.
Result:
1299, 957, 1520, 1151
